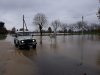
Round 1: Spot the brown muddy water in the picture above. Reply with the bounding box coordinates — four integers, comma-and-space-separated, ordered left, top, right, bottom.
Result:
0, 34, 100, 75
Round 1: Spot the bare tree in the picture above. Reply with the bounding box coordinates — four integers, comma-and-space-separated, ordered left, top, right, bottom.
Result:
33, 13, 47, 36
90, 23, 99, 30
89, 23, 100, 33
51, 20, 61, 35
11, 27, 16, 34
68, 24, 75, 33
48, 27, 52, 34
60, 23, 67, 35
75, 21, 87, 34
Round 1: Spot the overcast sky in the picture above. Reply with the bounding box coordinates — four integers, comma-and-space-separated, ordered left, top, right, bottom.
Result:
0, 0, 99, 30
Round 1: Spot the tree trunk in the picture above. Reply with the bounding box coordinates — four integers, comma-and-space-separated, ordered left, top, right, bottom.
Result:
40, 36, 42, 44
39, 25, 42, 36
40, 30, 42, 36
64, 30, 65, 35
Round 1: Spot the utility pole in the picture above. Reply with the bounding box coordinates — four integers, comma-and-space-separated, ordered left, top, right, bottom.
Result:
23, 15, 25, 33
82, 16, 84, 35
82, 16, 84, 22
23, 15, 28, 33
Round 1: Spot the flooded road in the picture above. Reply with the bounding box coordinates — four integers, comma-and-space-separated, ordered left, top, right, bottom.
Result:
0, 34, 100, 75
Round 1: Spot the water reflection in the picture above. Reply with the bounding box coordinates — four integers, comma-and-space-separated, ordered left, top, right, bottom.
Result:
87, 35, 100, 41
50, 37, 58, 49
15, 48, 37, 59
62, 36, 66, 43
97, 51, 100, 66
0, 34, 7, 40
40, 36, 42, 45
76, 35, 85, 66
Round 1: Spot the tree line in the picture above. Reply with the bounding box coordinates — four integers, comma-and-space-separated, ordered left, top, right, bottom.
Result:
0, 22, 8, 34
33, 13, 100, 36
11, 13, 100, 35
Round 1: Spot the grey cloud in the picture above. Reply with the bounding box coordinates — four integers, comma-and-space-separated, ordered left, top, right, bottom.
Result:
0, 0, 98, 30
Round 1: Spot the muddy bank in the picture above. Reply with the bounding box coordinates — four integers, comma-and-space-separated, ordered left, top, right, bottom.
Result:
0, 41, 38, 75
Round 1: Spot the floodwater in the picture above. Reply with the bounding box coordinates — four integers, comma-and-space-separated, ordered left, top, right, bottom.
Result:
0, 34, 100, 75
